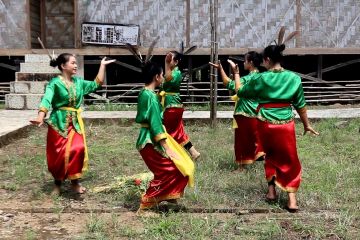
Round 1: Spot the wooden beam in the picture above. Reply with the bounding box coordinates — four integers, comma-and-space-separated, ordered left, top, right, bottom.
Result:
40, 0, 46, 46
296, 72, 341, 86
186, 0, 190, 47
74, 0, 81, 48
0, 63, 17, 71
307, 58, 360, 76
317, 55, 323, 80
26, 0, 31, 49
295, 0, 301, 47
3, 47, 360, 56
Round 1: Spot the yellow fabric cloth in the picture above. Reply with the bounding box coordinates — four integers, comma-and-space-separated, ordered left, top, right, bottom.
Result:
230, 95, 239, 129
165, 132, 195, 187
139, 123, 195, 187
159, 91, 178, 108
59, 107, 88, 172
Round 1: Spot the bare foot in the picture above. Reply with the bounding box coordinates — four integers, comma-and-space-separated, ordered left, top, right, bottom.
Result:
71, 183, 86, 194
287, 192, 298, 212
51, 185, 61, 196
189, 146, 200, 161
266, 184, 277, 201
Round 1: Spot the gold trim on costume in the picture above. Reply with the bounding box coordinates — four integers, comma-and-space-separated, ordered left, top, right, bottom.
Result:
257, 115, 294, 125
64, 129, 76, 174
39, 107, 48, 114
59, 107, 89, 172
154, 133, 167, 142
266, 175, 298, 193
140, 192, 183, 209
68, 172, 83, 180
95, 76, 102, 85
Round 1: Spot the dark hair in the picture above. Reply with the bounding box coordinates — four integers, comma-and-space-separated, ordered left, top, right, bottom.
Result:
49, 53, 75, 71
142, 62, 163, 84
170, 51, 183, 62
262, 44, 286, 64
245, 51, 262, 68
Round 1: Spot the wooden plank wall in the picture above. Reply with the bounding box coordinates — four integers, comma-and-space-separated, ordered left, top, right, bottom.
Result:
29, 0, 41, 48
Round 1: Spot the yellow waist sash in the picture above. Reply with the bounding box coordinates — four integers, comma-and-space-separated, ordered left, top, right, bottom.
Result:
230, 95, 239, 128
60, 107, 89, 172
158, 91, 178, 108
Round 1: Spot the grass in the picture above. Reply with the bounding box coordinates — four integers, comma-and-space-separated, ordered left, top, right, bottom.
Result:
0, 118, 359, 239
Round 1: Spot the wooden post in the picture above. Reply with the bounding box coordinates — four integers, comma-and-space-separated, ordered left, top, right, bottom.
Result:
40, 0, 46, 47
188, 56, 194, 102
186, 0, 190, 47
317, 55, 323, 80
295, 0, 301, 47
209, 0, 218, 128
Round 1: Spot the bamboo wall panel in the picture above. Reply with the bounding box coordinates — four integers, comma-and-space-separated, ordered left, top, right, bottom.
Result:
44, 0, 74, 48
0, 0, 28, 48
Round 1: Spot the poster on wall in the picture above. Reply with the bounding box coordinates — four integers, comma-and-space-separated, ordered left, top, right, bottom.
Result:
81, 22, 140, 46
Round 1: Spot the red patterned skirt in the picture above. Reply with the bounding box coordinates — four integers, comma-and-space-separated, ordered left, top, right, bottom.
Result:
46, 125, 85, 181
257, 120, 301, 192
234, 115, 265, 165
163, 107, 190, 146
139, 144, 188, 209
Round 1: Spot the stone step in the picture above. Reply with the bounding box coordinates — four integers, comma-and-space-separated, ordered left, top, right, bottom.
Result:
25, 54, 53, 63
20, 62, 60, 73
10, 81, 48, 94
16, 72, 59, 81
5, 93, 44, 110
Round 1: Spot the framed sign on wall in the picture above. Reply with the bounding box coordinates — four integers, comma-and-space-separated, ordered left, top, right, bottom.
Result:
81, 22, 140, 46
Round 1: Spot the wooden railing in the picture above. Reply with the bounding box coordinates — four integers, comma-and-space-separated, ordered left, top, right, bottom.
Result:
0, 82, 10, 104
85, 79, 360, 105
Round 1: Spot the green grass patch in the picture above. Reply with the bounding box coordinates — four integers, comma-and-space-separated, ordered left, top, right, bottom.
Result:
0, 118, 359, 239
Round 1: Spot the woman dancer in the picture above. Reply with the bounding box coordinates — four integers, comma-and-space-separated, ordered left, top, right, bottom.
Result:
30, 53, 115, 195
232, 28, 319, 212
127, 38, 194, 211
161, 43, 200, 160
209, 51, 265, 171
136, 61, 195, 211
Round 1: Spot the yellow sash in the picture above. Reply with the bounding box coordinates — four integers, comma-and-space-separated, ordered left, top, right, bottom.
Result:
60, 107, 89, 172
230, 95, 239, 128
140, 123, 195, 187
158, 91, 178, 108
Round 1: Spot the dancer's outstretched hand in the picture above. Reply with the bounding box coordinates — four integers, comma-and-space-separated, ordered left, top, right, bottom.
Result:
100, 57, 116, 65
30, 118, 44, 127
227, 59, 239, 73
209, 60, 223, 69
303, 125, 319, 136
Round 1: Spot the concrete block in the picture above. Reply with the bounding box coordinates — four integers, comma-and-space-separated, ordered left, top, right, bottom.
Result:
5, 94, 44, 110
29, 81, 48, 94
16, 72, 59, 81
10, 81, 30, 93
20, 62, 60, 73
26, 94, 44, 110
25, 54, 52, 63
10, 81, 48, 94
5, 94, 25, 109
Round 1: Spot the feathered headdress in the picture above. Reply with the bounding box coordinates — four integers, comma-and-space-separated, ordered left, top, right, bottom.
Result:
37, 37, 56, 61
273, 26, 299, 46
125, 36, 160, 67
177, 41, 197, 58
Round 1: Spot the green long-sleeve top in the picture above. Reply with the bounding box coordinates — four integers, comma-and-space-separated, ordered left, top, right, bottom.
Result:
161, 67, 183, 109
39, 75, 100, 137
135, 88, 167, 151
226, 71, 260, 117
237, 69, 306, 124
